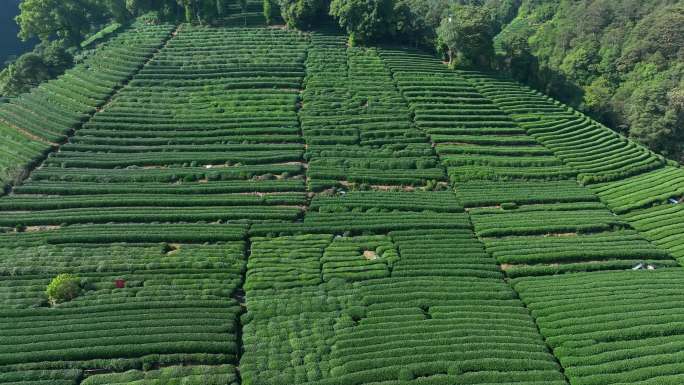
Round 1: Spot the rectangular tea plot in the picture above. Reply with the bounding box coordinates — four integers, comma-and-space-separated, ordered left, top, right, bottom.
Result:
0, 241, 245, 374
243, 192, 566, 385
514, 269, 684, 385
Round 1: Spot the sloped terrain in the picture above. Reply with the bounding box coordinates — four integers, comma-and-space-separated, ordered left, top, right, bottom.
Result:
0, 21, 683, 385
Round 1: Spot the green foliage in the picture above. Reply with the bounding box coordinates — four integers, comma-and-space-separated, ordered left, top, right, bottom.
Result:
278, 0, 327, 29
80, 23, 123, 49
14, 0, 235, 48
0, 23, 172, 189
437, 4, 496, 68
626, 200, 684, 261
496, 0, 684, 161
16, 0, 105, 43
81, 365, 238, 385
302, 36, 445, 189
393, 0, 449, 47
102, 0, 130, 23
458, 70, 669, 185
500, 202, 517, 210
6, 0, 181, 100
329, 0, 396, 44
263, 0, 278, 24
0, 40, 73, 97
389, 0, 519, 50
46, 273, 81, 304
457, 180, 598, 207
3, 17, 684, 384
513, 270, 684, 384
0, 53, 49, 97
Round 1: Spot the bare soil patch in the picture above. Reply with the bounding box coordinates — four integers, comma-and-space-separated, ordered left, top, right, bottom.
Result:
363, 250, 378, 260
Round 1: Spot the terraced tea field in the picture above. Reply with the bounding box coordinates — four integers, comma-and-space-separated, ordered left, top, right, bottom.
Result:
1, 19, 683, 385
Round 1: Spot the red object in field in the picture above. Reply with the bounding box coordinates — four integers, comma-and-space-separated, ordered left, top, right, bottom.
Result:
115, 279, 125, 289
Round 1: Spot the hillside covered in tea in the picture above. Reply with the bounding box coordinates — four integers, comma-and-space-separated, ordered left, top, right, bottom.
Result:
1, 2, 684, 385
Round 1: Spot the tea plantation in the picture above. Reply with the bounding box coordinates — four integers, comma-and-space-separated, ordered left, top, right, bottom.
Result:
1, 14, 684, 385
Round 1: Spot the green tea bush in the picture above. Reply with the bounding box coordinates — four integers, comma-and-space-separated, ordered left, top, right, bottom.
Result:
46, 273, 81, 305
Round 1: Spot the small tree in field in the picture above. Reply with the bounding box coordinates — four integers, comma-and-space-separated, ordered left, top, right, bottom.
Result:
46, 273, 81, 305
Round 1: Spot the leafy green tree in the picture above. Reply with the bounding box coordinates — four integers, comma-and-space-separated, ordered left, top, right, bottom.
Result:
278, 0, 327, 29
583, 76, 613, 122
15, 0, 107, 43
485, 0, 522, 27
0, 54, 47, 96
0, 40, 72, 97
495, 18, 533, 77
46, 273, 81, 305
329, 0, 395, 45
619, 63, 684, 156
103, 0, 132, 23
394, 0, 512, 49
669, 88, 684, 117
117, 0, 225, 23
437, 5, 496, 68
394, 0, 449, 47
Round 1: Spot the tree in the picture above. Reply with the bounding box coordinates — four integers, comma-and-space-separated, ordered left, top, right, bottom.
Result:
623, 64, 684, 156
124, 0, 155, 16
278, 0, 327, 29
329, 0, 395, 45
180, 0, 196, 23
46, 273, 81, 305
485, 0, 522, 27
103, 0, 132, 23
0, 40, 72, 97
264, 0, 278, 24
437, 4, 496, 68
16, 0, 107, 43
494, 1, 684, 161
495, 19, 534, 78
394, 0, 449, 48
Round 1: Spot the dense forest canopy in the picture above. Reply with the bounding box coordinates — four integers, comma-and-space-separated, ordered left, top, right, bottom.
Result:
496, 0, 684, 161
1, 0, 682, 161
